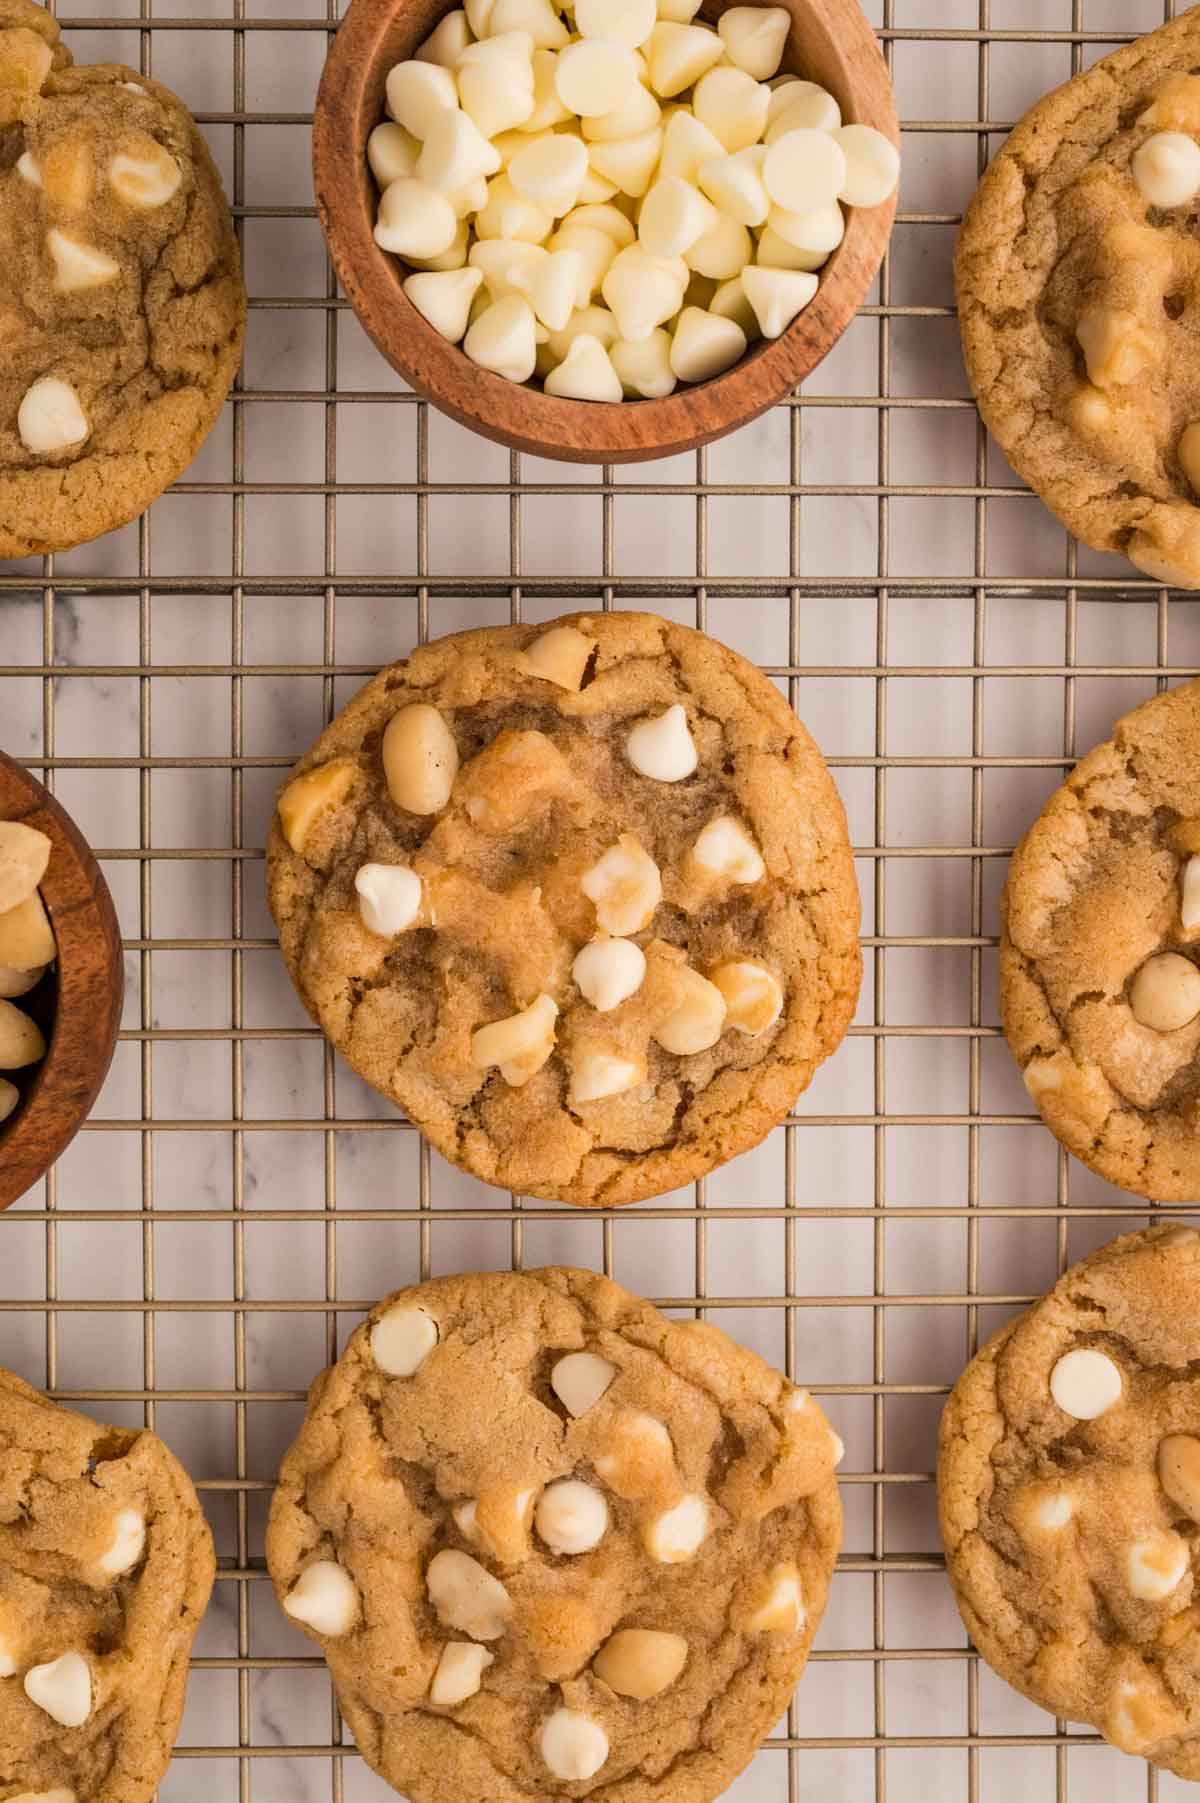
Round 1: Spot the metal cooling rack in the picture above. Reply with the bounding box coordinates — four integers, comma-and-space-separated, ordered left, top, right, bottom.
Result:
4, 0, 1200, 1799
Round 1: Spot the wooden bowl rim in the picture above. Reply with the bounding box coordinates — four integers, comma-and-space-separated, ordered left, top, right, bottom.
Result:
0, 753, 123, 1213
313, 0, 899, 464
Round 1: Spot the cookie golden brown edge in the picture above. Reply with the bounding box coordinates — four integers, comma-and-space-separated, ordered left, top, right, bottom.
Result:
266, 611, 861, 1207
939, 1225, 1200, 1777
0, 1367, 215, 1799
0, 0, 245, 558
956, 9, 1200, 586
1001, 677, 1200, 1201
268, 1266, 844, 1803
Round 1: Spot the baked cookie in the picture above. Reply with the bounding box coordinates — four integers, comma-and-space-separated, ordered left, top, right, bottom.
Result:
0, 0, 245, 558
939, 1225, 1200, 1776
956, 10, 1200, 587
267, 1267, 843, 1803
0, 1368, 215, 1800
1000, 678, 1200, 1202
266, 611, 860, 1207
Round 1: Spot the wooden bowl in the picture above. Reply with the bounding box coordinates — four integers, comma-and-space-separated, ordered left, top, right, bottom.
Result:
313, 0, 899, 463
0, 753, 123, 1212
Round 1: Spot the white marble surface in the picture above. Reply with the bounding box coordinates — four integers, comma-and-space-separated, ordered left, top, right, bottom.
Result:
3, 0, 1200, 1799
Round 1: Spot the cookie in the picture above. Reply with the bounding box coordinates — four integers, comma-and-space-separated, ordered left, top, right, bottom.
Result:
0, 0, 245, 558
938, 1225, 1200, 1776
0, 1368, 215, 1800
266, 610, 860, 1207
1000, 678, 1200, 1202
267, 1267, 843, 1803
956, 10, 1200, 587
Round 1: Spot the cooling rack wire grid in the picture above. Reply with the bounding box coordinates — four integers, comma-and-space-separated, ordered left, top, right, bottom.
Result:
4, 0, 1200, 1797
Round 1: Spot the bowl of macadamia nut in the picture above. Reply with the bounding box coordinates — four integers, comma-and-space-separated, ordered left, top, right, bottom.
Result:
313, 0, 899, 462
0, 753, 123, 1210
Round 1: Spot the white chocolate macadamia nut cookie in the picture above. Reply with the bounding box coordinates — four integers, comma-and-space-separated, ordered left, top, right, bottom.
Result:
1001, 678, 1200, 1201
0, 0, 245, 557
267, 612, 860, 1208
0, 1368, 214, 1800
939, 1227, 1200, 1779
957, 9, 1200, 587
267, 1268, 843, 1803
368, 0, 898, 398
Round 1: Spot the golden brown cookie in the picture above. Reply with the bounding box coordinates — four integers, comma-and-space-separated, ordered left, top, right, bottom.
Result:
939, 1225, 1200, 1777
0, 0, 245, 558
265, 610, 861, 1207
1001, 678, 1200, 1201
0, 1367, 215, 1800
267, 1267, 843, 1803
956, 10, 1200, 587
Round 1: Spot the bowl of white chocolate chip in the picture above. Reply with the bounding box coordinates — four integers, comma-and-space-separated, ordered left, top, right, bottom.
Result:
0, 751, 123, 1210
313, 0, 898, 461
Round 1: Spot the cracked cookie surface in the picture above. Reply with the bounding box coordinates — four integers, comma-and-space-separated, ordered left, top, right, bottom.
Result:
0, 0, 245, 558
1000, 678, 1200, 1201
939, 1226, 1200, 1777
267, 1267, 843, 1803
0, 1367, 215, 1801
265, 611, 860, 1208
956, 10, 1200, 586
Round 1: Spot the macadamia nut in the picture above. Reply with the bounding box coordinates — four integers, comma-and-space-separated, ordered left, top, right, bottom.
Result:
522, 623, 595, 689
1130, 951, 1200, 1031
594, 1627, 689, 1698
0, 822, 50, 915
382, 704, 459, 815
278, 759, 357, 857
471, 993, 559, 1086
0, 999, 45, 1069
426, 1548, 513, 1640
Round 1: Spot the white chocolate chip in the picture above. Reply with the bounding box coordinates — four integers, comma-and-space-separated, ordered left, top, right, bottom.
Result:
1033, 1492, 1074, 1531
371, 1303, 439, 1376
639, 178, 718, 257
355, 862, 422, 937
47, 229, 119, 293
426, 1549, 513, 1640
385, 58, 459, 138
417, 108, 502, 195
659, 108, 725, 182
514, 249, 587, 331
458, 34, 537, 139
1128, 1531, 1189, 1602
464, 294, 540, 382
573, 937, 646, 1011
1130, 951, 1200, 1030
489, 0, 568, 49
674, 305, 749, 381
1049, 1347, 1123, 1420
470, 238, 549, 301
582, 834, 662, 935
17, 376, 89, 456
405, 267, 484, 344
430, 1641, 494, 1705
535, 1479, 609, 1554
579, 77, 661, 144
692, 814, 765, 883
546, 306, 620, 365
768, 200, 844, 258
277, 759, 356, 856
0, 1631, 16, 1677
98, 1507, 146, 1577
1132, 130, 1200, 208
685, 215, 752, 281
602, 244, 684, 337
381, 703, 459, 815
471, 992, 559, 1086
415, 8, 470, 67
564, 203, 637, 246
697, 146, 769, 226
510, 134, 589, 216
108, 144, 182, 209
476, 174, 554, 244
741, 264, 818, 339
16, 150, 42, 187
551, 1350, 616, 1417
544, 332, 624, 401
692, 65, 769, 154
833, 124, 900, 207
626, 703, 698, 781
555, 39, 639, 118
643, 1492, 708, 1562
283, 1560, 360, 1637
523, 623, 595, 690
574, 0, 656, 48
718, 5, 790, 79
375, 177, 460, 259
652, 964, 727, 1055
540, 1707, 609, 1781
710, 275, 759, 337
767, 82, 840, 137
710, 961, 783, 1036
568, 1048, 645, 1104
24, 1652, 92, 1728
746, 1562, 805, 1634
612, 328, 677, 397
587, 128, 665, 201
646, 21, 724, 98
593, 1627, 688, 1698
763, 127, 846, 214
